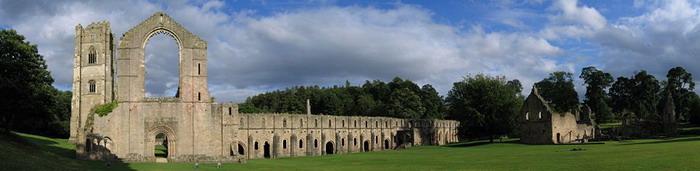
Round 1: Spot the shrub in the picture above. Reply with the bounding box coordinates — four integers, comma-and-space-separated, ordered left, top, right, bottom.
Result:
94, 101, 118, 117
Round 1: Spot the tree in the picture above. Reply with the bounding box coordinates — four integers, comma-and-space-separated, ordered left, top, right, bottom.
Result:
0, 29, 70, 137
446, 74, 523, 142
664, 67, 695, 121
688, 93, 700, 124
631, 71, 661, 121
420, 84, 444, 119
580, 66, 614, 122
386, 88, 425, 119
534, 72, 579, 113
609, 77, 633, 118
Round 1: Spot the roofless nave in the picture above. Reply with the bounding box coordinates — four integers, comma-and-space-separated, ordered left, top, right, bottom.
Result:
69, 12, 459, 163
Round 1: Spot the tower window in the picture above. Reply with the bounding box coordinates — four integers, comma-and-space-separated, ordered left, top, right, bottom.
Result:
88, 46, 96, 64
88, 80, 96, 93
198, 92, 201, 101
197, 63, 201, 75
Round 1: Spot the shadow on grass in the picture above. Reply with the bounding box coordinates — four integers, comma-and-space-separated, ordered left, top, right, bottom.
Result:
19, 133, 76, 158
620, 137, 700, 146
13, 132, 136, 171
446, 139, 520, 148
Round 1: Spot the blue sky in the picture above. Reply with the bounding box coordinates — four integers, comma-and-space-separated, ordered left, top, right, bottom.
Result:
1, 0, 699, 102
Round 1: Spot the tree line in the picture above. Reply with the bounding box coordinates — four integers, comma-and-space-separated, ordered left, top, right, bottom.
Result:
239, 78, 446, 119
241, 66, 700, 141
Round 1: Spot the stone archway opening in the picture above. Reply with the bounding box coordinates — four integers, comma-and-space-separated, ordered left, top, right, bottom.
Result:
263, 142, 271, 158
557, 133, 561, 144
384, 139, 389, 149
154, 133, 168, 158
238, 143, 245, 155
144, 30, 180, 97
363, 141, 370, 152
325, 142, 334, 155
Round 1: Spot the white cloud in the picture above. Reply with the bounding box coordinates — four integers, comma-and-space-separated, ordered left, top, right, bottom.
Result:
592, 0, 700, 78
541, 0, 607, 39
0, 0, 572, 102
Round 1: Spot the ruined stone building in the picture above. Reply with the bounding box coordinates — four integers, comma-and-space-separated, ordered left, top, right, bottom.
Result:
519, 87, 596, 144
69, 12, 459, 163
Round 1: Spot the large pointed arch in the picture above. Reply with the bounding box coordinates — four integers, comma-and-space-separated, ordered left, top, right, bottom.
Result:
117, 12, 208, 102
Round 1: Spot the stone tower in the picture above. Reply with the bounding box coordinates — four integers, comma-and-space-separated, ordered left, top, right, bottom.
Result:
69, 21, 114, 143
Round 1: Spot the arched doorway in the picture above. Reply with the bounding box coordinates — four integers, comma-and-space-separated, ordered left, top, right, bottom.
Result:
149, 126, 175, 161
325, 142, 334, 155
363, 141, 370, 152
556, 133, 561, 144
238, 144, 245, 155
264, 142, 271, 158
154, 133, 168, 158
384, 139, 389, 149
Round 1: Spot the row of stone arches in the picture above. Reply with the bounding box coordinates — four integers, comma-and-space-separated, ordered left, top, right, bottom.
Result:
233, 132, 398, 159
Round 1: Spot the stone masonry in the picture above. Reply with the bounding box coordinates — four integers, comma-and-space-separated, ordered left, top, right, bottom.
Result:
69, 12, 460, 163
519, 86, 596, 144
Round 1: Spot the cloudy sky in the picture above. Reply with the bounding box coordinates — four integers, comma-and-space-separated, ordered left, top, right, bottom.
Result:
1, 0, 699, 102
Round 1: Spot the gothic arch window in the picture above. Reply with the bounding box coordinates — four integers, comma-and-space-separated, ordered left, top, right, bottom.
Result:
283, 140, 287, 149
315, 119, 318, 128
525, 112, 529, 120
283, 119, 287, 128
299, 119, 303, 128
88, 46, 96, 64
328, 120, 331, 127
88, 80, 96, 93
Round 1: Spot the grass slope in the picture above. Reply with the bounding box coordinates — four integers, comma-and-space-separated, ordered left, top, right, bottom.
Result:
1, 132, 700, 170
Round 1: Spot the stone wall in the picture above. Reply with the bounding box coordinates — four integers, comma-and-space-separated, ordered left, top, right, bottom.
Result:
73, 12, 460, 163
520, 87, 595, 144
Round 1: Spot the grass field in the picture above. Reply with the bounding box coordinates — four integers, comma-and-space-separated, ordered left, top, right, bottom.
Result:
2, 132, 700, 171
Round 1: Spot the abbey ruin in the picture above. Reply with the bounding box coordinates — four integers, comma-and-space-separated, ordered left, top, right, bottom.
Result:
69, 12, 459, 163
519, 87, 596, 144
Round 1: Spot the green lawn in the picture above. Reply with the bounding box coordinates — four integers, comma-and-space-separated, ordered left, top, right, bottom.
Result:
2, 132, 700, 171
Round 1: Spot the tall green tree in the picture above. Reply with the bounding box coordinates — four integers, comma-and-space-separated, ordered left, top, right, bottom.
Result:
580, 66, 614, 122
687, 93, 700, 124
631, 71, 661, 120
609, 76, 633, 117
420, 84, 444, 119
610, 71, 661, 121
535, 72, 579, 113
663, 67, 695, 121
386, 88, 425, 118
446, 74, 523, 142
0, 29, 70, 137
